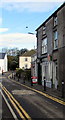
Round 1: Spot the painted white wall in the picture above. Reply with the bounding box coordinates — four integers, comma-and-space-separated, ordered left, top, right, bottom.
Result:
0, 59, 4, 73
4, 54, 8, 72
0, 54, 8, 73
42, 62, 52, 88
53, 62, 58, 89
19, 56, 31, 69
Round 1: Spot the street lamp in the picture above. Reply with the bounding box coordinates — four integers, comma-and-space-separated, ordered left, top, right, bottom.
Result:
28, 32, 37, 50
28, 32, 35, 35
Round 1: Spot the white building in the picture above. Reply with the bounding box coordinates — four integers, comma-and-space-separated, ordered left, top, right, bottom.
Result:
19, 50, 36, 70
19, 56, 31, 69
0, 53, 8, 73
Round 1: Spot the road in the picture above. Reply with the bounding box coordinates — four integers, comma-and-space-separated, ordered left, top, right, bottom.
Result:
0, 73, 65, 119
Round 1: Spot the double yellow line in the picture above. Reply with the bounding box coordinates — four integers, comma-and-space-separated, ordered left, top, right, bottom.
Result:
8, 77, 65, 106
0, 83, 31, 120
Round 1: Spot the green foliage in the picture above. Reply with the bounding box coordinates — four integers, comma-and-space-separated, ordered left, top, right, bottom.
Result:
7, 48, 28, 71
24, 69, 31, 81
8, 55, 18, 70
16, 68, 24, 78
16, 68, 31, 81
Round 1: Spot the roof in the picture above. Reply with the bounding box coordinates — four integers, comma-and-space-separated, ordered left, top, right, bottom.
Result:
0, 53, 6, 59
36, 2, 65, 31
21, 50, 36, 57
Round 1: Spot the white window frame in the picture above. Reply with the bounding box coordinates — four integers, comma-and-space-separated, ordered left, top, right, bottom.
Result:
42, 37, 47, 54
54, 31, 58, 49
42, 26, 46, 35
54, 16, 57, 26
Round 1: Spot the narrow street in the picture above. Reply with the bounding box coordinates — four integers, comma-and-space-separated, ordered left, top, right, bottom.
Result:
0, 73, 65, 119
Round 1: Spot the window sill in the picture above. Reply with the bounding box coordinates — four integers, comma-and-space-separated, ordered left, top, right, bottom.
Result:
53, 25, 58, 30
41, 52, 47, 55
53, 48, 58, 52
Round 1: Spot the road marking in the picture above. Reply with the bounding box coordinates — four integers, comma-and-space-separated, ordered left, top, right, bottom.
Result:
12, 89, 36, 95
0, 89, 18, 120
1, 85, 26, 120
0, 83, 32, 120
9, 79, 65, 106
0, 76, 6, 79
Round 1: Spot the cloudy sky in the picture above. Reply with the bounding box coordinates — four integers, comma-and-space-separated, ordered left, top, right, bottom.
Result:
0, 0, 64, 51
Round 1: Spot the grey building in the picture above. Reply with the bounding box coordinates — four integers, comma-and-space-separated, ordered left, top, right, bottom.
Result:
31, 53, 37, 77
36, 3, 65, 91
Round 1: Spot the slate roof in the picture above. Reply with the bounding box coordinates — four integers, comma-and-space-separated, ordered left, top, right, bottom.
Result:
36, 2, 65, 31
21, 50, 36, 57
0, 53, 6, 59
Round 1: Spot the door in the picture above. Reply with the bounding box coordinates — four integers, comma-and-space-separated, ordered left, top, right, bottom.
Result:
38, 63, 42, 85
55, 61, 58, 89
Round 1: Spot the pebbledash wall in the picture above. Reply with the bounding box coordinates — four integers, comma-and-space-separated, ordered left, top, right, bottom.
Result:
36, 3, 65, 90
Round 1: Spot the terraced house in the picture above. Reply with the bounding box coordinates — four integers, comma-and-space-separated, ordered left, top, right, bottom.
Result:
36, 3, 65, 91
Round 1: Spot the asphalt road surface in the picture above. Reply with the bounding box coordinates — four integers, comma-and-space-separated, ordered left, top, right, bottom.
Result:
0, 73, 65, 120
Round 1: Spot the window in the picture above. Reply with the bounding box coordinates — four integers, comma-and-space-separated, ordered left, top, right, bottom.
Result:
25, 64, 28, 69
54, 31, 58, 49
42, 37, 47, 54
25, 58, 28, 61
42, 26, 46, 35
54, 16, 57, 26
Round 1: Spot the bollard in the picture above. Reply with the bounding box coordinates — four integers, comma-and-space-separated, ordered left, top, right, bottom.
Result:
31, 77, 33, 86
14, 74, 15, 80
44, 77, 46, 91
23, 75, 25, 84
62, 80, 64, 98
18, 74, 19, 81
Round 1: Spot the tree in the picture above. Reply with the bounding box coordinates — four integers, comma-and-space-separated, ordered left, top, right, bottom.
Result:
7, 48, 28, 70
8, 55, 18, 70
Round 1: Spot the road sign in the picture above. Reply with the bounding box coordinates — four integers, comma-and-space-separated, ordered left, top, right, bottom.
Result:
31, 76, 38, 84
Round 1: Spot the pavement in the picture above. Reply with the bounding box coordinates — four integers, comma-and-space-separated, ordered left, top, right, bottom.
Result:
12, 75, 65, 102
3, 72, 65, 101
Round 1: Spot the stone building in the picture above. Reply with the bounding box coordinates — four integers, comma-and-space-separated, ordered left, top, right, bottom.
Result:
36, 3, 65, 90
31, 52, 37, 77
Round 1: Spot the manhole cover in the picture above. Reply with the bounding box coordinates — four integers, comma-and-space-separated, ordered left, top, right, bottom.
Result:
12, 90, 36, 96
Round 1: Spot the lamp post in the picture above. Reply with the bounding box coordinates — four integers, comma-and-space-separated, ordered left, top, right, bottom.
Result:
28, 32, 37, 50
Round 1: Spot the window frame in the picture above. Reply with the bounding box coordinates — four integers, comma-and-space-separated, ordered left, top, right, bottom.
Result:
54, 15, 57, 26
25, 58, 28, 61
54, 30, 58, 49
25, 64, 28, 69
42, 25, 46, 35
42, 37, 47, 54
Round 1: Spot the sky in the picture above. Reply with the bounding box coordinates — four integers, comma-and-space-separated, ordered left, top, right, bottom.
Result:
0, 0, 65, 51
